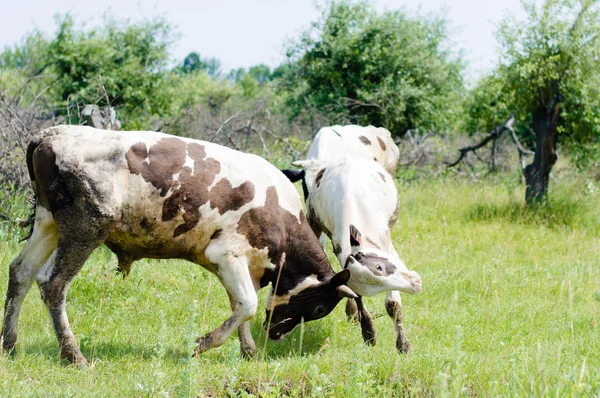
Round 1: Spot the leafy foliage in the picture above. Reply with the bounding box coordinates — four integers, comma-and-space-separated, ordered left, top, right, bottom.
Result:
48, 14, 177, 128
178, 52, 223, 78
279, 1, 465, 137
466, 0, 600, 166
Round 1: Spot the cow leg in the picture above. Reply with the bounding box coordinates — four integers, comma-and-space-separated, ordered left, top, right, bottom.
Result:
36, 236, 106, 368
385, 290, 411, 354
355, 297, 376, 345
345, 298, 359, 322
2, 207, 57, 354
194, 251, 257, 357
226, 292, 256, 359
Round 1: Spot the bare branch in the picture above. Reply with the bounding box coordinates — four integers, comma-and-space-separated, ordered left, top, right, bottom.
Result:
448, 116, 519, 168
209, 113, 238, 142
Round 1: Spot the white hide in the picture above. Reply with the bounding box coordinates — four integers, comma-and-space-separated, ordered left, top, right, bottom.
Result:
296, 158, 421, 297
306, 125, 400, 175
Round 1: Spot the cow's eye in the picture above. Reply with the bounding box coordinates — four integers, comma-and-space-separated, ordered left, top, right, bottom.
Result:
376, 265, 383, 272
313, 305, 326, 317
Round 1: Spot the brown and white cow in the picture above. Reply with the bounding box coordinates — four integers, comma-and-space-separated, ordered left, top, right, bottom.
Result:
307, 125, 400, 175
1, 125, 357, 368
283, 157, 421, 353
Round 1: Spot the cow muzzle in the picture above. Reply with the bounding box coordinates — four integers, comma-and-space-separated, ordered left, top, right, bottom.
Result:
263, 318, 293, 341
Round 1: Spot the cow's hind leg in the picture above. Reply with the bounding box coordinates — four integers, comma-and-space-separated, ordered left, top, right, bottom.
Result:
194, 246, 257, 357
385, 290, 411, 354
36, 226, 110, 368
2, 207, 57, 354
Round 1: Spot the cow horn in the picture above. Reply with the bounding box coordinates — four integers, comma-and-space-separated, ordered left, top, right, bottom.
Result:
292, 160, 309, 168
337, 285, 358, 299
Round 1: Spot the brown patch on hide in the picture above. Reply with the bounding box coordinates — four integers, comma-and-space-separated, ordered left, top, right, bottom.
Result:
237, 186, 330, 294
237, 187, 292, 267
378, 172, 386, 182
377, 136, 387, 151
125, 138, 187, 197
125, 142, 147, 176
127, 139, 255, 238
209, 179, 255, 214
315, 168, 326, 187
359, 136, 371, 145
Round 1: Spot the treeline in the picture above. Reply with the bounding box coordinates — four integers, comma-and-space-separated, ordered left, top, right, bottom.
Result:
1, 0, 599, 203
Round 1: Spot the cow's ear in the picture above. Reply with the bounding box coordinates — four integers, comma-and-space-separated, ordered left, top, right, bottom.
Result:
281, 169, 305, 183
349, 224, 362, 247
329, 268, 351, 286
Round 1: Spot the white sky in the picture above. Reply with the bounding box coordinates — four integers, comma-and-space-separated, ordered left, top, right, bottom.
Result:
1, 0, 525, 81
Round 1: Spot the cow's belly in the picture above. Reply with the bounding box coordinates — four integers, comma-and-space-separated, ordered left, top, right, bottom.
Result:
104, 193, 225, 267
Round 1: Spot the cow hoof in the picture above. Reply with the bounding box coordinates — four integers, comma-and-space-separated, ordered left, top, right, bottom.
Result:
76, 359, 90, 370
364, 337, 376, 346
396, 336, 411, 354
1, 333, 17, 356
240, 345, 256, 359
63, 354, 89, 369
362, 327, 377, 346
60, 344, 88, 369
193, 335, 212, 357
2, 343, 17, 357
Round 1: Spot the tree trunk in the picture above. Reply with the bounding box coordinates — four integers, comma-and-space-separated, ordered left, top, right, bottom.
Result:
523, 103, 560, 204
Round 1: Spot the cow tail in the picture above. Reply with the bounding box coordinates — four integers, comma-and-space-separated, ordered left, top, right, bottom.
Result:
281, 169, 308, 200
19, 138, 44, 242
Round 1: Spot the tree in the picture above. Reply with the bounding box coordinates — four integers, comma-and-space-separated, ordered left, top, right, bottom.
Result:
178, 52, 222, 78
1, 14, 179, 128
489, 0, 600, 203
247, 64, 272, 85
181, 52, 202, 73
47, 14, 177, 127
279, 1, 465, 137
227, 64, 272, 85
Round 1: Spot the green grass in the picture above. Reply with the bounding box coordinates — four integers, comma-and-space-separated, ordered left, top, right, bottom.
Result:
0, 174, 599, 397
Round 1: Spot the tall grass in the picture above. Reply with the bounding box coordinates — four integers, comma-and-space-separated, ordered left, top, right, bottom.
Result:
0, 174, 599, 396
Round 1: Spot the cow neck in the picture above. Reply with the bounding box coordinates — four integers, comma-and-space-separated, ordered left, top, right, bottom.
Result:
263, 215, 333, 295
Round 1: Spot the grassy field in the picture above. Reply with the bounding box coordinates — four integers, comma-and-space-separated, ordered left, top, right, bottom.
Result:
0, 171, 599, 397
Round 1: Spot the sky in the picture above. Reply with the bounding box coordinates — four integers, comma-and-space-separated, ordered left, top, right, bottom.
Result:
1, 0, 526, 81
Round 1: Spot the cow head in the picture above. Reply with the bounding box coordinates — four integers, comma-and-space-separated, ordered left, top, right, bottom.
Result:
264, 269, 357, 341
344, 225, 421, 296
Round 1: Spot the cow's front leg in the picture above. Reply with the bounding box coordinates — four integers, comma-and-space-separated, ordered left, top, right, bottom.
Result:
227, 292, 256, 358
345, 298, 359, 322
194, 252, 257, 357
385, 290, 411, 354
356, 296, 376, 345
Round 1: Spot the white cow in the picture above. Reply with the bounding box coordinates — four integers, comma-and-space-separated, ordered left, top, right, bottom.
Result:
284, 157, 420, 352
307, 125, 400, 175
